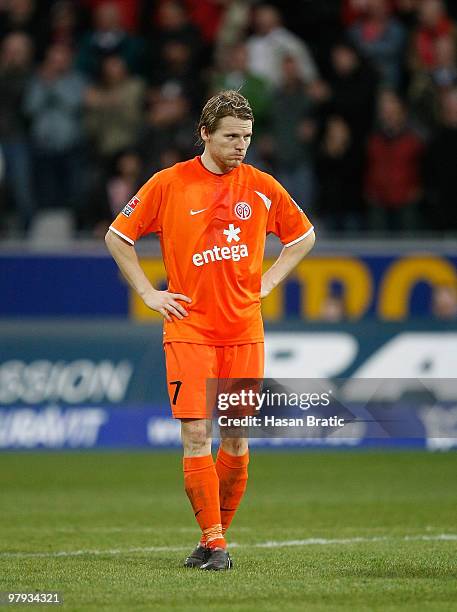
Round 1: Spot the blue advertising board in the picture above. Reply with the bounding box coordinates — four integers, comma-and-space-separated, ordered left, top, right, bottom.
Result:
1, 403, 451, 451
2, 251, 457, 320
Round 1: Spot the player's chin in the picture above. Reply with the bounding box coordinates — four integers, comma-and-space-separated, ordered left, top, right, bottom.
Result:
227, 157, 244, 167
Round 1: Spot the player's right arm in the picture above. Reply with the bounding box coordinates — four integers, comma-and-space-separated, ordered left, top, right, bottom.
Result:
105, 229, 191, 322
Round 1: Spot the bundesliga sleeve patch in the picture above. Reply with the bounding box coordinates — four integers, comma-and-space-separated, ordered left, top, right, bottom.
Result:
121, 196, 140, 218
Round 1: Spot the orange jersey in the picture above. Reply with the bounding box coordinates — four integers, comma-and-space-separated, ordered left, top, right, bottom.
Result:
110, 156, 313, 345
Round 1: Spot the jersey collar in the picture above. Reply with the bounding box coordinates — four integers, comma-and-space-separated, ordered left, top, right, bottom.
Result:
196, 155, 239, 179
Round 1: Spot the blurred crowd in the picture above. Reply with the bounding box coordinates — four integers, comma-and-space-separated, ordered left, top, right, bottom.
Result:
1, 0, 457, 238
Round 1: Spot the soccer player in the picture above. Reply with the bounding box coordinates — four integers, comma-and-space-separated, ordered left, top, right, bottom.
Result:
105, 90, 315, 570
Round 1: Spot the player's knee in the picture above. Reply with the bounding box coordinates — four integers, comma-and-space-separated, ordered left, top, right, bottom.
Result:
220, 437, 249, 456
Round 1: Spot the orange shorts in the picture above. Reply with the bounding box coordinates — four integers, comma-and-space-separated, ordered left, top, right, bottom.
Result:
163, 342, 264, 419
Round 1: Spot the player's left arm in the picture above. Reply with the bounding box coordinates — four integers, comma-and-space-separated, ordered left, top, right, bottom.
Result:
261, 230, 315, 298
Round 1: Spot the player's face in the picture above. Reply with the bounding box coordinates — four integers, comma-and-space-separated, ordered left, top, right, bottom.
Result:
202, 116, 252, 171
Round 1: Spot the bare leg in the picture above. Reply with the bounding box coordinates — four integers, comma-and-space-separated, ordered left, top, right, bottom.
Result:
181, 418, 212, 456
219, 434, 249, 456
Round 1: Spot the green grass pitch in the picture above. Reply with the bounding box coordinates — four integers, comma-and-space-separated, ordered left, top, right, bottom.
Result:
1, 450, 457, 611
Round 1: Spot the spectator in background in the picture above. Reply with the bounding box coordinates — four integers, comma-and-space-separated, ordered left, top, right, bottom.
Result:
84, 54, 145, 163
137, 86, 194, 176
77, 2, 145, 78
35, 1, 82, 61
184, 0, 226, 46
104, 149, 143, 219
426, 88, 457, 231
149, 1, 202, 74
246, 4, 318, 87
23, 43, 86, 212
349, 0, 406, 88
409, 34, 457, 128
269, 54, 316, 210
342, 0, 369, 27
0, 0, 39, 42
215, 0, 252, 53
445, 0, 457, 22
343, 1, 424, 26
342, 0, 419, 27
431, 284, 457, 319
157, 147, 185, 171
81, 0, 141, 32
316, 116, 364, 233
318, 294, 347, 322
150, 39, 201, 113
365, 90, 425, 232
325, 41, 378, 145
409, 0, 455, 73
396, 0, 421, 29
432, 34, 457, 88
211, 41, 272, 135
264, 0, 342, 60
80, 148, 143, 237
0, 31, 34, 233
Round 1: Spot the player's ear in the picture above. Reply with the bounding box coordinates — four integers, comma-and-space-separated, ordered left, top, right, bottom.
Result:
201, 126, 210, 143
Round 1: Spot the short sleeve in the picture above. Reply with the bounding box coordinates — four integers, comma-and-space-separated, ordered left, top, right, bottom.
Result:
266, 178, 314, 247
109, 173, 162, 244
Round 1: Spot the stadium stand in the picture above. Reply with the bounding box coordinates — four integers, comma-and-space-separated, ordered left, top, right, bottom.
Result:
0, 0, 457, 240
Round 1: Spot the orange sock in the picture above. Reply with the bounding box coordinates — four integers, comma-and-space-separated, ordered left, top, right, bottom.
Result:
183, 455, 226, 550
216, 447, 249, 535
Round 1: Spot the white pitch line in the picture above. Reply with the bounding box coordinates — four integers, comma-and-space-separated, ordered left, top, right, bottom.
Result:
0, 545, 188, 559
251, 534, 457, 548
404, 534, 457, 542
1, 534, 456, 559
252, 537, 389, 547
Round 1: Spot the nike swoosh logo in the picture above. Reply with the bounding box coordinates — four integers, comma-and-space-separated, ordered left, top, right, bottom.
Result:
190, 208, 207, 215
